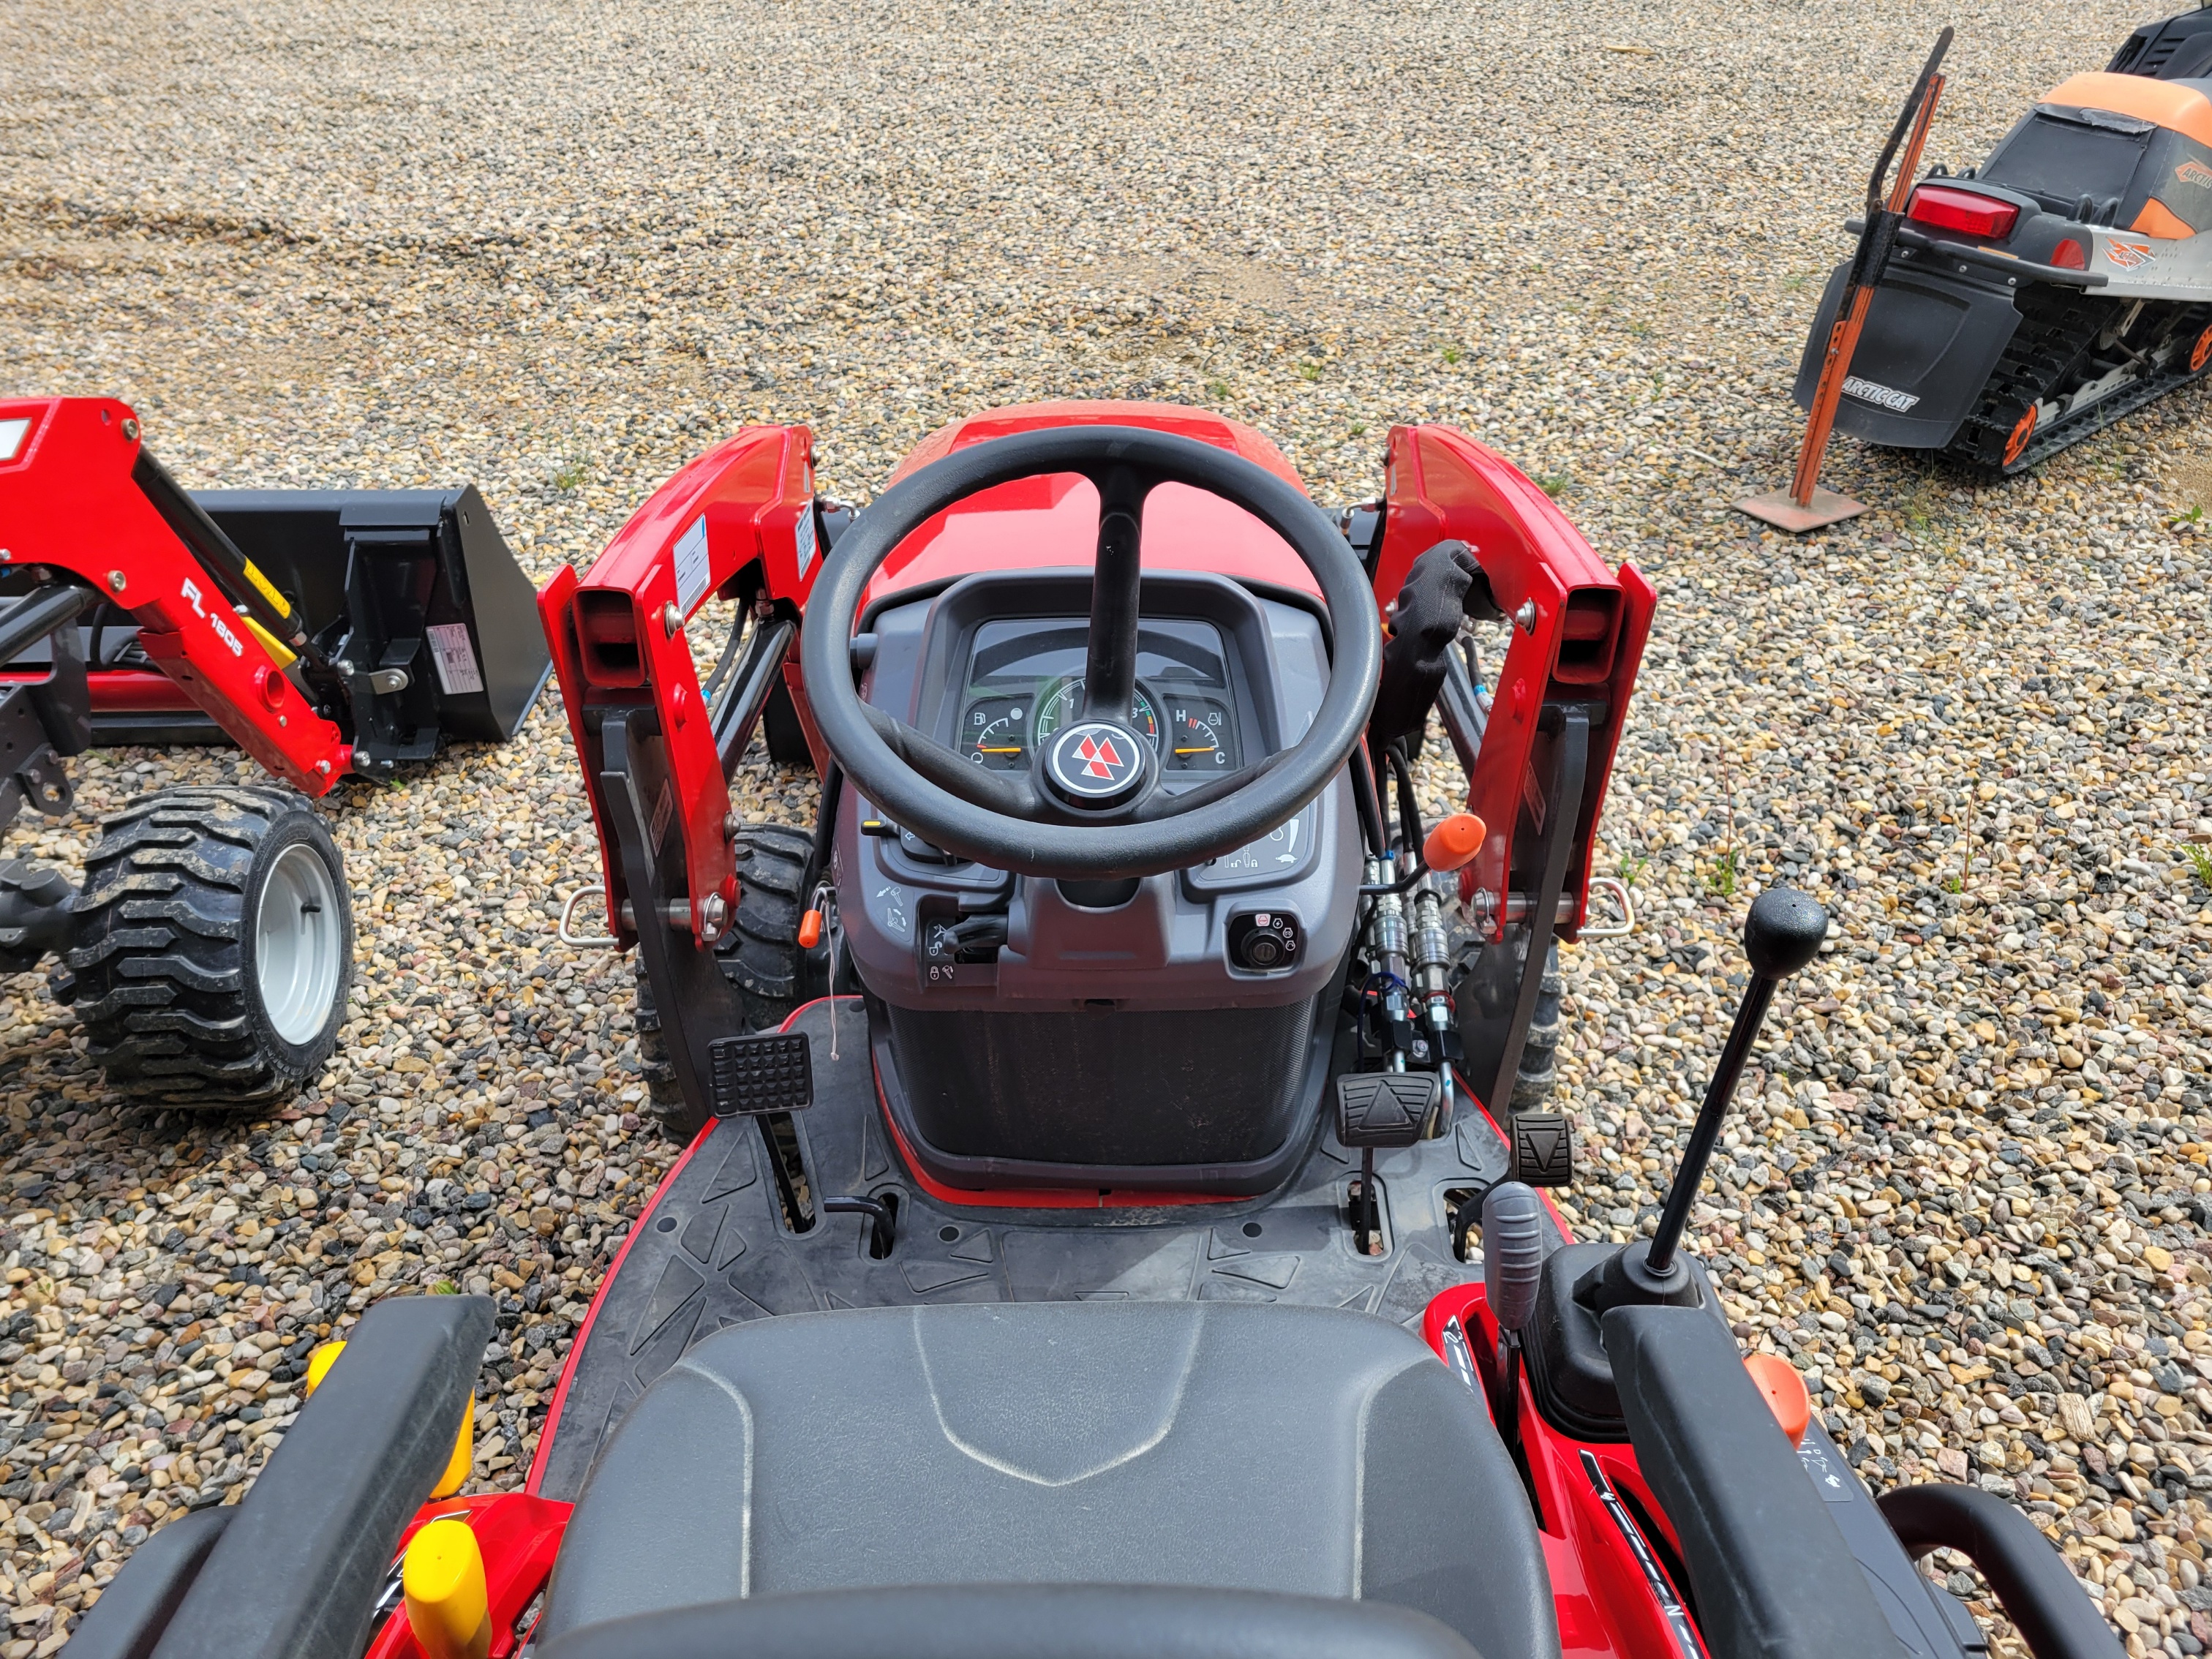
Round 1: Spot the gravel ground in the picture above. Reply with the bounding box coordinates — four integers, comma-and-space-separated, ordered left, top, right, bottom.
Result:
6, 0, 2212, 1652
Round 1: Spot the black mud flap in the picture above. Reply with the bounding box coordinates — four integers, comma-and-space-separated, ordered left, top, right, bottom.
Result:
1791, 260, 2022, 451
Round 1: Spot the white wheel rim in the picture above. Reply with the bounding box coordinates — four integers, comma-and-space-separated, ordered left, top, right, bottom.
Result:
257, 842, 342, 1047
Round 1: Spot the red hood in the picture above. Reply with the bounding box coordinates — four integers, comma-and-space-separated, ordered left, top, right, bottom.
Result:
867, 401, 1323, 605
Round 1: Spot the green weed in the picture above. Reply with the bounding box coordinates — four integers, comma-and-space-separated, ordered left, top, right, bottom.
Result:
1537, 473, 1570, 498
1617, 854, 1650, 887
1298, 361, 1322, 382
1205, 377, 1231, 401
553, 459, 589, 491
1704, 848, 1739, 898
2186, 843, 2212, 888
1442, 344, 1464, 365
1348, 422, 1367, 438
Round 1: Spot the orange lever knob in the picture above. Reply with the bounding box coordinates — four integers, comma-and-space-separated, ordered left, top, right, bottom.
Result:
1744, 1353, 1810, 1447
1422, 813, 1487, 873
798, 909, 824, 950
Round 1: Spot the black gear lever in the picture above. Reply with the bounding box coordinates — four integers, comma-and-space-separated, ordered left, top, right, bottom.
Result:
1590, 885, 1830, 1309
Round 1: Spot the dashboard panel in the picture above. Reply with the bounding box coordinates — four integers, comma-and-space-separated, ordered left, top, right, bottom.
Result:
954, 617, 1243, 780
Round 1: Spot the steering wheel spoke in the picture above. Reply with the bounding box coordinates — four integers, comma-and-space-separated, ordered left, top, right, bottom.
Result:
1079, 463, 1162, 724
862, 704, 1041, 821
1126, 754, 1284, 822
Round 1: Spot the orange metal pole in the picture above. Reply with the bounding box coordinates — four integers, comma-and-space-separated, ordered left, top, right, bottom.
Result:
1789, 75, 1945, 507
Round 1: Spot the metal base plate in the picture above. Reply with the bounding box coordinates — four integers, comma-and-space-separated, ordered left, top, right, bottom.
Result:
1734, 487, 1869, 533
534, 998, 1558, 1500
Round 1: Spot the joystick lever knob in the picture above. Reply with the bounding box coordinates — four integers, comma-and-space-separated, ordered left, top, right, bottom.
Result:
1638, 887, 1829, 1291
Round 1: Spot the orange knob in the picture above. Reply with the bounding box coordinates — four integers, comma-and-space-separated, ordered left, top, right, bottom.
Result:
1744, 1353, 1810, 1447
1422, 813, 1487, 873
798, 909, 824, 950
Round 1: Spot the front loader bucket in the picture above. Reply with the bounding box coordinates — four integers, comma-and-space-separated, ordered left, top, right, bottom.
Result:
192, 487, 552, 767
10, 484, 551, 766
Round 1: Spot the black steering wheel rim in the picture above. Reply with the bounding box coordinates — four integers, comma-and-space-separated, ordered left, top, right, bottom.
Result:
799, 424, 1380, 880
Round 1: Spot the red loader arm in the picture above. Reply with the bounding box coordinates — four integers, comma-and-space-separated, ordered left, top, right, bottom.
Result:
0, 397, 353, 793
1378, 424, 1655, 941
538, 425, 819, 948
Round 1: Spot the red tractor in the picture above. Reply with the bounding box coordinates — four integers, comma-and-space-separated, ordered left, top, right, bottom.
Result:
67, 403, 2114, 1659
0, 397, 547, 1105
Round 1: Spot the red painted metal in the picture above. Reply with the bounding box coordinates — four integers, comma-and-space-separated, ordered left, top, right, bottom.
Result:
867, 401, 1321, 607
1423, 1276, 1704, 1659
538, 425, 819, 947
0, 397, 352, 793
1377, 424, 1655, 938
359, 1491, 571, 1659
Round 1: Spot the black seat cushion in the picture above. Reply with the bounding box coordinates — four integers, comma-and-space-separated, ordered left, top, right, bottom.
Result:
539, 1584, 1485, 1659
540, 1301, 1557, 1659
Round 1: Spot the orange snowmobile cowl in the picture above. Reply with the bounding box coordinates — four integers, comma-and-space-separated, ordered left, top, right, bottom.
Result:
2046, 71, 2212, 148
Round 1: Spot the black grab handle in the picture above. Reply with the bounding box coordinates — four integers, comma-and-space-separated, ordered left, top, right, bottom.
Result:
1878, 1483, 2123, 1659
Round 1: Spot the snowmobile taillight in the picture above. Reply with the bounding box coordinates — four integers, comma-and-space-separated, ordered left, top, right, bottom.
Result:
1906, 184, 2019, 240
2050, 238, 2088, 269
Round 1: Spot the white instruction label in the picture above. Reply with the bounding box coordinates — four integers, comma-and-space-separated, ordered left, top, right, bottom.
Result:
673, 513, 711, 612
426, 622, 484, 696
793, 500, 818, 580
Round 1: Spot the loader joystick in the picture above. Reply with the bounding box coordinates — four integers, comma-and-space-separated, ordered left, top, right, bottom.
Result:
1590, 886, 1829, 1309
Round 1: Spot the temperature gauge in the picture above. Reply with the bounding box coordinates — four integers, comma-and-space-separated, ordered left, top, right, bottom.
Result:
962, 698, 1030, 771
1167, 699, 1235, 771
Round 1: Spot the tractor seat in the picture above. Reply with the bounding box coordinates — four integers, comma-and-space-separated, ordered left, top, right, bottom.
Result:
536, 1301, 1559, 1659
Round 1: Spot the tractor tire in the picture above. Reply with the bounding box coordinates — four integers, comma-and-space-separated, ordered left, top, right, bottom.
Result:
56, 786, 353, 1107
761, 681, 814, 770
632, 822, 813, 1140
1508, 940, 1565, 1111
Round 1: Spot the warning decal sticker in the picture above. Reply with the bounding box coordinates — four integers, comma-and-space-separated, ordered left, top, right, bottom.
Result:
673, 514, 711, 612
427, 622, 484, 696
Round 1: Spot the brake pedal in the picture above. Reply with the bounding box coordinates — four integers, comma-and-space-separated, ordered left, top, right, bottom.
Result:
709, 1032, 813, 1117
1509, 1111, 1574, 1186
1334, 1071, 1440, 1149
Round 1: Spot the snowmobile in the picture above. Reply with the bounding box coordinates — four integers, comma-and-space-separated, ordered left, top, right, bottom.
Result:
1795, 9, 2212, 472
67, 404, 2116, 1659
0, 397, 549, 1105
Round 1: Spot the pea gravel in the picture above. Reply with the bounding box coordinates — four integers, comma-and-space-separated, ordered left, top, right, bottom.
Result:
6, 0, 2212, 1650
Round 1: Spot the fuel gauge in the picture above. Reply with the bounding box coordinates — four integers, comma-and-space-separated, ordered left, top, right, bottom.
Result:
962, 698, 1030, 771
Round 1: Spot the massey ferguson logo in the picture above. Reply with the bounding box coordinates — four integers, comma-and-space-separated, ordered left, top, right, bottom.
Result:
1075, 733, 1123, 779
1047, 721, 1143, 799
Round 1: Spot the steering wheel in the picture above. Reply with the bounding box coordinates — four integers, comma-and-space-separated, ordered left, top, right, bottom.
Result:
799, 425, 1381, 879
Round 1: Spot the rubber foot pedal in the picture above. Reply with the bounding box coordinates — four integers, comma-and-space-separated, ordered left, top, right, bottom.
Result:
1509, 1111, 1573, 1186
1335, 1071, 1440, 1149
709, 1032, 813, 1117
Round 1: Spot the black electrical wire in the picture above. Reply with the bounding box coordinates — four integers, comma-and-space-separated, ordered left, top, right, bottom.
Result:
1385, 742, 1425, 861
1349, 744, 1388, 860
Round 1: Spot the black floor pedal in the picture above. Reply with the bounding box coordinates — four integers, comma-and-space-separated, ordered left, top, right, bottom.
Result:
1335, 1071, 1441, 1149
1509, 1111, 1574, 1186
709, 1032, 813, 1116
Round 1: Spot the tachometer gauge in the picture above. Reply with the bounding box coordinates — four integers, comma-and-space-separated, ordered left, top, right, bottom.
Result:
961, 698, 1031, 771
1167, 701, 1233, 770
1031, 677, 1161, 751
